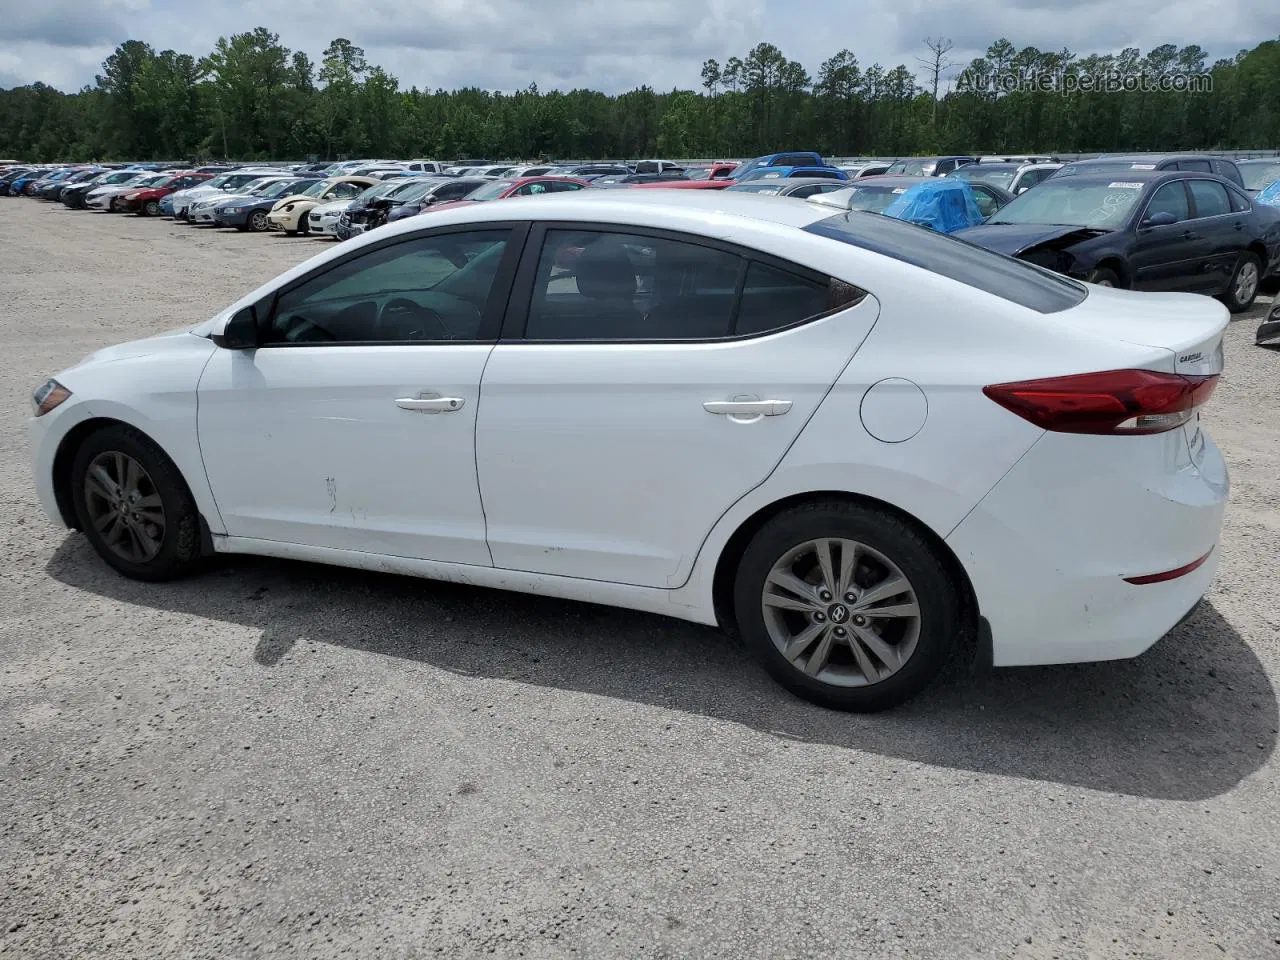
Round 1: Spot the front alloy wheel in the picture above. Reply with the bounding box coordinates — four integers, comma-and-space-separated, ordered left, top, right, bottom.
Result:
83, 452, 166, 562
249, 210, 268, 232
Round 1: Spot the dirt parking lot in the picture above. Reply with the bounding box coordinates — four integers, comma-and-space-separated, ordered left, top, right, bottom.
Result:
1, 201, 1278, 959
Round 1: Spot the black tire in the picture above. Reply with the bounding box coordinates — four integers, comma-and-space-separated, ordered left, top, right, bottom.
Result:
249, 210, 268, 232
1085, 266, 1121, 287
70, 424, 203, 582
1220, 252, 1261, 314
142, 200, 160, 217
732, 500, 960, 712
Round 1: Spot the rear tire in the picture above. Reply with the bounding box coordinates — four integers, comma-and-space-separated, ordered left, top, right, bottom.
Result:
732, 500, 959, 712
142, 200, 159, 217
70, 424, 204, 582
1220, 253, 1261, 313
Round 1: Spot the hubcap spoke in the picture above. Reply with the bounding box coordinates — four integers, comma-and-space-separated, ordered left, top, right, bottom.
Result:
781, 621, 826, 663
765, 569, 822, 610
850, 576, 908, 610
851, 624, 901, 671
857, 601, 920, 619
815, 539, 838, 595
846, 631, 881, 680
804, 629, 836, 676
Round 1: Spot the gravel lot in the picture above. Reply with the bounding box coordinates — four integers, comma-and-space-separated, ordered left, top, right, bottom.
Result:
1, 201, 1278, 960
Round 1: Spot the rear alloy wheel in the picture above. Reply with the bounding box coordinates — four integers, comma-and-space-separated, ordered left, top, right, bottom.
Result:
249, 210, 268, 232
1085, 267, 1120, 287
1221, 253, 1260, 313
142, 200, 160, 217
733, 501, 959, 712
70, 424, 203, 581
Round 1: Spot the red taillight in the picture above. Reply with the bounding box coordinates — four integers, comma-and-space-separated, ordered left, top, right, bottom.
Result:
982, 369, 1218, 435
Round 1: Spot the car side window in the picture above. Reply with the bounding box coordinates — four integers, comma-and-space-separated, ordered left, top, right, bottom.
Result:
734, 263, 831, 336
1227, 186, 1251, 213
970, 185, 1001, 219
525, 230, 743, 340
936, 160, 955, 175
263, 231, 511, 345
1146, 182, 1190, 222
548, 181, 583, 192
1188, 179, 1231, 218
1212, 160, 1243, 187
1178, 160, 1212, 173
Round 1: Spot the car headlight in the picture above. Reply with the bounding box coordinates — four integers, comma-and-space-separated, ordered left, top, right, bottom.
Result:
283, 203, 294, 212
33, 379, 71, 416
224, 207, 241, 214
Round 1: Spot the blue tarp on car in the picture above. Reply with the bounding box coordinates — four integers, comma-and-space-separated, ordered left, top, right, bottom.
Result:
881, 179, 985, 234
1256, 179, 1280, 207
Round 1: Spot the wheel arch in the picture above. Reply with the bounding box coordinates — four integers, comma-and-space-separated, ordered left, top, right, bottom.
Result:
51, 416, 213, 553
1095, 255, 1131, 288
1244, 242, 1267, 271
709, 490, 980, 644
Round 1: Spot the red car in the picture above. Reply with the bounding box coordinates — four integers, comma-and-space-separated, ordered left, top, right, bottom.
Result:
117, 172, 212, 216
419, 176, 590, 215
632, 179, 734, 191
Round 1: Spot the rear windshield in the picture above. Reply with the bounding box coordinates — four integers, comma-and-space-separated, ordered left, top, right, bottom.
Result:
804, 212, 1088, 314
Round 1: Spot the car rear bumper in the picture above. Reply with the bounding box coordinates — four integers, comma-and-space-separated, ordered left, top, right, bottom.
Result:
946, 426, 1228, 666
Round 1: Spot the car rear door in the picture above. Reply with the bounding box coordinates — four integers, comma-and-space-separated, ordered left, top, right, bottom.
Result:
1185, 178, 1244, 292
473, 223, 880, 588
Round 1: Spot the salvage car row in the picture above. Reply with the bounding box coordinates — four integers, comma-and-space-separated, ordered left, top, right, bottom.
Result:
12, 149, 1277, 313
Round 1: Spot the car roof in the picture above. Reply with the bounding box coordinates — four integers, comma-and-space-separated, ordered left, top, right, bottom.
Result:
1039, 169, 1217, 185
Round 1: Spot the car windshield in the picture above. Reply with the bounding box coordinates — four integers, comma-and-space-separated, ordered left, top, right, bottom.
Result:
953, 167, 1017, 190
462, 180, 512, 201
727, 182, 785, 194
387, 179, 436, 199
1240, 162, 1280, 191
804, 212, 1088, 313
246, 180, 286, 195
301, 181, 333, 198
840, 184, 911, 214
262, 180, 308, 198
986, 179, 1142, 228
887, 160, 929, 176
146, 176, 176, 188
206, 174, 238, 188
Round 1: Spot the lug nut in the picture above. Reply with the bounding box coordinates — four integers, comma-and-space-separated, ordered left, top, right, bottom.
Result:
814, 612, 826, 623
819, 590, 832, 602
833, 627, 846, 637
845, 592, 857, 603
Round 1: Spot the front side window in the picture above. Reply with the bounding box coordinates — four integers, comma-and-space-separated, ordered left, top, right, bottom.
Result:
1146, 181, 1191, 221
969, 185, 1003, 218
1188, 179, 1231, 218
264, 231, 511, 345
326, 182, 364, 200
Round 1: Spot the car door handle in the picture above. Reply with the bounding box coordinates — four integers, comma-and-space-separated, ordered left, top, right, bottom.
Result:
703, 399, 792, 417
1233, 222, 1244, 231
396, 396, 465, 413
1181, 231, 1200, 240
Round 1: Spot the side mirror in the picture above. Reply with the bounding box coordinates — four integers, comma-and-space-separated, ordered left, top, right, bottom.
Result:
211, 305, 259, 350
1141, 211, 1177, 228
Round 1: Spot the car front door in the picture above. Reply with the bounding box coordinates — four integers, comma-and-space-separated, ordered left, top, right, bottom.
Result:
1129, 179, 1204, 291
197, 226, 524, 563
1185, 178, 1242, 292
473, 224, 880, 588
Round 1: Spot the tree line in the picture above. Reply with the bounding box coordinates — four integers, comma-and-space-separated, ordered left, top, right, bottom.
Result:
1, 31, 1278, 163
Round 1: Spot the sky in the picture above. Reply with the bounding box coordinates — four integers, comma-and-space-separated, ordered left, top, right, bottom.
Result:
0, 0, 1277, 94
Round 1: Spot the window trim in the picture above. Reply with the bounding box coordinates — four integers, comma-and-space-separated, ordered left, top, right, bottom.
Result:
253, 221, 531, 348
498, 221, 867, 345
1138, 178, 1193, 225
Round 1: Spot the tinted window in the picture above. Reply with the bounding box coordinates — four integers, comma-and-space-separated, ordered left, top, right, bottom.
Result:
265, 231, 510, 344
1212, 159, 1244, 186
1146, 181, 1190, 221
525, 230, 743, 340
1188, 179, 1231, 218
327, 182, 364, 199
804, 213, 1088, 313
735, 263, 829, 335
1178, 160, 1212, 173
1227, 186, 1251, 213
970, 185, 1003, 218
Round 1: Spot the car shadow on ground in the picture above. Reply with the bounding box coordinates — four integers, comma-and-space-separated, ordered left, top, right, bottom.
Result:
46, 538, 1276, 802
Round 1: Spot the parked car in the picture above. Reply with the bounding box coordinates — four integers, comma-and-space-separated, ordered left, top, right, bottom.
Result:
684, 162, 740, 181
28, 191, 1229, 713
884, 156, 977, 177
419, 176, 589, 215
948, 161, 1062, 195
1236, 158, 1280, 195
188, 177, 297, 224
267, 177, 376, 235
338, 178, 444, 238
402, 160, 446, 175
168, 170, 284, 219
1050, 154, 1245, 189
727, 152, 832, 181
632, 160, 686, 175
307, 198, 357, 238
117, 172, 213, 215
593, 173, 691, 185
212, 179, 323, 232
37, 168, 103, 200
4, 168, 53, 197
630, 179, 735, 191
503, 165, 560, 178
725, 178, 856, 200
954, 170, 1280, 311
557, 164, 633, 179
61, 170, 145, 209
85, 174, 171, 211
736, 165, 848, 183
383, 178, 491, 223
0, 167, 36, 196
838, 162, 893, 179
808, 175, 1011, 223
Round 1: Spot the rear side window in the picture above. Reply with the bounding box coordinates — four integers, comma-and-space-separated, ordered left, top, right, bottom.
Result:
1177, 159, 1212, 173
804, 212, 1087, 314
1212, 159, 1244, 186
1227, 185, 1251, 213
1188, 179, 1231, 218
521, 229, 863, 341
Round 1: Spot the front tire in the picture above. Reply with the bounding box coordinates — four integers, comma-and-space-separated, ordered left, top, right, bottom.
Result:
70, 424, 203, 582
1085, 266, 1121, 287
249, 210, 268, 232
142, 200, 160, 217
1220, 253, 1260, 313
732, 501, 960, 712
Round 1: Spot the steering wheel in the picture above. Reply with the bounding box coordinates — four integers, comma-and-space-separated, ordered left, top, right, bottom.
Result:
377, 297, 450, 341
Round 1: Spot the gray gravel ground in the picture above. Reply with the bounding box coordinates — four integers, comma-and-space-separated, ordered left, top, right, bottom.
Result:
1, 201, 1279, 960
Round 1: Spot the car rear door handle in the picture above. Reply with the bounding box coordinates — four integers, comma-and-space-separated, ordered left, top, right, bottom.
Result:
1181, 230, 1200, 240
703, 399, 792, 417
396, 395, 465, 413
1233, 221, 1244, 231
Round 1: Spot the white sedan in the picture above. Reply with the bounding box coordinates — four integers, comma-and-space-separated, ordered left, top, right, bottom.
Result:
27, 192, 1228, 711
